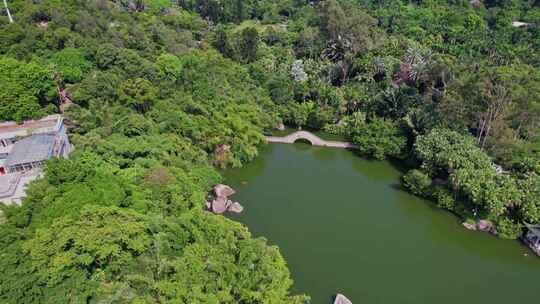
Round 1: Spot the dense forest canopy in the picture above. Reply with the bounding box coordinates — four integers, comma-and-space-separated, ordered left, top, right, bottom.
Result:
0, 0, 538, 303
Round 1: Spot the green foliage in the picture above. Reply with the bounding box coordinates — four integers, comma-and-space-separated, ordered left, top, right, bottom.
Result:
156, 53, 183, 82
0, 57, 56, 122
0, 2, 305, 303
118, 78, 157, 113
414, 128, 493, 176
50, 48, 92, 83
415, 129, 540, 236
402, 169, 432, 197
433, 186, 457, 211
238, 27, 260, 63
24, 206, 150, 291
281, 101, 314, 129
495, 217, 523, 239
353, 117, 407, 160
1, 0, 539, 301
144, 0, 172, 13
95, 43, 120, 69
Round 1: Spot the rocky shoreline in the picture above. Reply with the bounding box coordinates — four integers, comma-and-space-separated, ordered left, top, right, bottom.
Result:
462, 219, 498, 236
206, 184, 244, 214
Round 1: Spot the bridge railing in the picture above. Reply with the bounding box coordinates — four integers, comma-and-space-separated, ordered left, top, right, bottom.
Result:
265, 131, 358, 149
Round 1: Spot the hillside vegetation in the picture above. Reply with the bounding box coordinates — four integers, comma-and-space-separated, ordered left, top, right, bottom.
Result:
0, 0, 539, 303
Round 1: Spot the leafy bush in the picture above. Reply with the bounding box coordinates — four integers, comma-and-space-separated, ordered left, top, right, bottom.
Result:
353, 117, 407, 160
50, 48, 92, 83
495, 217, 523, 240
433, 186, 456, 211
0, 57, 56, 122
402, 169, 432, 196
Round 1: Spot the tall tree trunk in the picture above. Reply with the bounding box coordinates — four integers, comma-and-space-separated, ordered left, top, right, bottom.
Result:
3, 0, 13, 23
480, 108, 494, 149
480, 85, 509, 149
477, 117, 487, 145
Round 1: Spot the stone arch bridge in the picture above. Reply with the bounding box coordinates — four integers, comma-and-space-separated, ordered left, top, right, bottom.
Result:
265, 131, 358, 149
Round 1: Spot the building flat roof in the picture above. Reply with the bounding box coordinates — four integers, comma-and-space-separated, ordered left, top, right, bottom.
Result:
0, 115, 62, 140
4, 134, 56, 167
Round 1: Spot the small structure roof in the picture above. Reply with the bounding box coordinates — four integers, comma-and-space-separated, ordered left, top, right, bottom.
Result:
4, 134, 56, 167
525, 224, 540, 238
512, 21, 531, 28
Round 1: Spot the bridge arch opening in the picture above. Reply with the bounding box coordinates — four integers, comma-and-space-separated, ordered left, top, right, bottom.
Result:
293, 138, 313, 145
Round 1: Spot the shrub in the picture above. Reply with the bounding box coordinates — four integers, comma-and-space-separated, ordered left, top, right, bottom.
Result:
353, 117, 407, 160
495, 217, 523, 240
402, 169, 432, 196
433, 186, 456, 211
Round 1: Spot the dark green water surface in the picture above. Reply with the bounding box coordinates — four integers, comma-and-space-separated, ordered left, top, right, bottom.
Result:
224, 143, 540, 304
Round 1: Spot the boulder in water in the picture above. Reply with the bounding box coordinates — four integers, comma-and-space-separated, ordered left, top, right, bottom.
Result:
477, 220, 493, 231
476, 219, 498, 236
207, 184, 244, 214
334, 294, 352, 304
214, 184, 235, 198
211, 197, 230, 214
229, 202, 244, 213
462, 222, 477, 231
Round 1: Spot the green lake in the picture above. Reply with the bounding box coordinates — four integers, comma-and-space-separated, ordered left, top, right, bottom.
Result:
224, 142, 540, 304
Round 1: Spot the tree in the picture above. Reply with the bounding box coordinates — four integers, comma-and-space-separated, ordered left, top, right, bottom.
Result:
352, 117, 407, 160
51, 48, 92, 83
212, 25, 233, 57
0, 57, 56, 122
144, 0, 172, 12
441, 65, 537, 154
266, 74, 294, 104
118, 78, 157, 113
414, 128, 494, 176
95, 43, 119, 69
402, 169, 432, 196
319, 0, 381, 84
371, 85, 422, 119
238, 27, 259, 63
22, 206, 151, 302
156, 53, 183, 82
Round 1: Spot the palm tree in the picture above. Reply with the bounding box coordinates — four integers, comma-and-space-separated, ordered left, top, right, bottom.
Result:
404, 47, 432, 83
3, 0, 13, 23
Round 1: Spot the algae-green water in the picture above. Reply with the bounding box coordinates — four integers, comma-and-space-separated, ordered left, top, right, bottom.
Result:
224, 143, 540, 304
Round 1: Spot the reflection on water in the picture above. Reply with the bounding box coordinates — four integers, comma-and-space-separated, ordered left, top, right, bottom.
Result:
225, 144, 540, 304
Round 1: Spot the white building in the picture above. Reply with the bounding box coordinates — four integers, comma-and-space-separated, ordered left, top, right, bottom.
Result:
0, 115, 71, 205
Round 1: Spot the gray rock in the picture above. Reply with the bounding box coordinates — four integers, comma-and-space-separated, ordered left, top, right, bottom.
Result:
229, 202, 244, 213
462, 222, 477, 231
211, 197, 229, 214
477, 219, 498, 236
208, 184, 245, 214
214, 184, 235, 198
477, 220, 493, 232
334, 294, 352, 304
